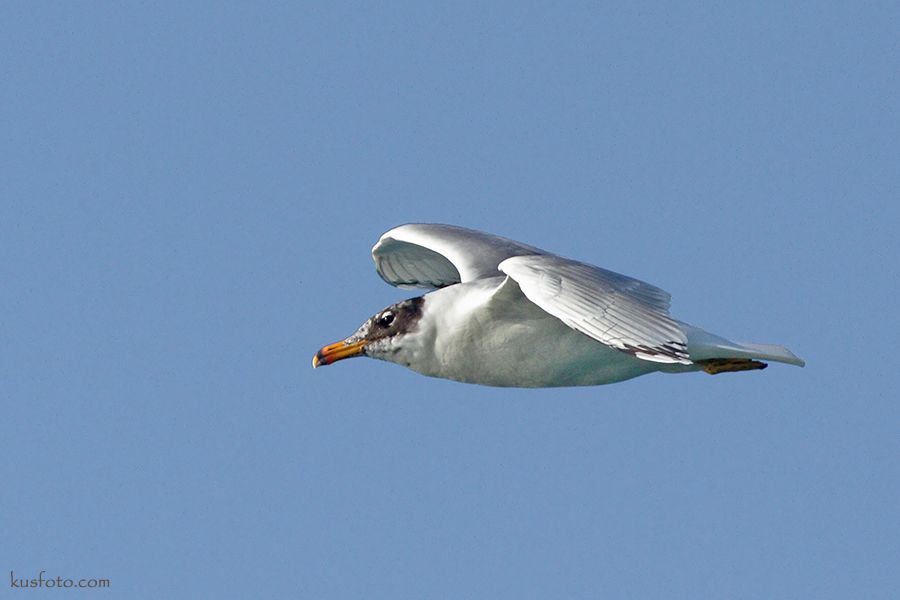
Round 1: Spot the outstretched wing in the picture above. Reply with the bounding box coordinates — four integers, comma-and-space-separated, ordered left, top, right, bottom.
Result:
372, 223, 545, 289
499, 255, 691, 364
373, 223, 689, 365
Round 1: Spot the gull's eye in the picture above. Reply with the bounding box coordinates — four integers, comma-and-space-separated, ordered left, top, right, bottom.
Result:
377, 311, 395, 328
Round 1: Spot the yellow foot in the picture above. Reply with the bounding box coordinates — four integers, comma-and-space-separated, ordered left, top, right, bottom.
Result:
697, 358, 768, 375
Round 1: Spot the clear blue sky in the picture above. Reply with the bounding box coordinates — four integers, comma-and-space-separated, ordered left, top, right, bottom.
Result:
2, 2, 898, 598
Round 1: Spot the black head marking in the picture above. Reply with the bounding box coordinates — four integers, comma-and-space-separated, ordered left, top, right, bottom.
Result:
365, 296, 424, 342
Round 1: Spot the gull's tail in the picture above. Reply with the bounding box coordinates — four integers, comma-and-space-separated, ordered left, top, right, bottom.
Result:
677, 321, 805, 374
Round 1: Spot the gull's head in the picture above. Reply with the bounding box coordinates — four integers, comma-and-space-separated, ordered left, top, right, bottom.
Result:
313, 296, 426, 369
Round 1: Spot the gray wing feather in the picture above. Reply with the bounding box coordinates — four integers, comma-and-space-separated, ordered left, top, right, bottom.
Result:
372, 223, 545, 288
499, 255, 691, 364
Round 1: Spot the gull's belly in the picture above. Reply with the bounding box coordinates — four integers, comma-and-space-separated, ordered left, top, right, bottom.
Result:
425, 302, 660, 388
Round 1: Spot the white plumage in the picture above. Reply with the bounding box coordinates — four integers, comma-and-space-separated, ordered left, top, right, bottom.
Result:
313, 223, 804, 387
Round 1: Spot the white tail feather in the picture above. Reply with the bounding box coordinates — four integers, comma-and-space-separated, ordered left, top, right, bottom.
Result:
678, 322, 805, 367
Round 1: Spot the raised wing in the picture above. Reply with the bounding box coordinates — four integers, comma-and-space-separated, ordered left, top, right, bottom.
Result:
499, 255, 691, 364
372, 223, 544, 289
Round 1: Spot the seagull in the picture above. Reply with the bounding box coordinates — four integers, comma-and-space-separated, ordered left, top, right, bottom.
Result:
313, 223, 804, 387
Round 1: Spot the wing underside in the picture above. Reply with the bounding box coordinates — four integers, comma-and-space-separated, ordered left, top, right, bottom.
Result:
372, 223, 545, 288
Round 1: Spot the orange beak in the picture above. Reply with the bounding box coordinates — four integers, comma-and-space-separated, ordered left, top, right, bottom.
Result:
312, 339, 368, 368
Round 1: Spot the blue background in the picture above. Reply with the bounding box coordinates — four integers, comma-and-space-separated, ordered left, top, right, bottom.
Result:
3, 2, 898, 598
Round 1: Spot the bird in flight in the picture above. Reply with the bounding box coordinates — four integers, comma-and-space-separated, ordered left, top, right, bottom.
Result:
313, 223, 804, 387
